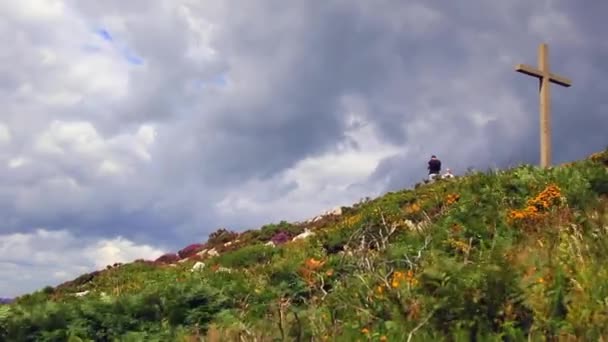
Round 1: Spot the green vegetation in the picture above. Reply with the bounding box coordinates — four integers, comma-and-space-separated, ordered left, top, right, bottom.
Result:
1, 149, 608, 341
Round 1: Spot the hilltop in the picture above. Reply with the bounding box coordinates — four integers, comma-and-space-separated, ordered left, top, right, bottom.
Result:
1, 148, 608, 341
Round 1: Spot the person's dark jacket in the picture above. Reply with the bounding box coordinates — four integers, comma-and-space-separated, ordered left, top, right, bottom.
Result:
428, 159, 441, 174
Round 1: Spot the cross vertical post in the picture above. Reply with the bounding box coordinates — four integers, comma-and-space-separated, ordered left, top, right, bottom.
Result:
515, 43, 572, 168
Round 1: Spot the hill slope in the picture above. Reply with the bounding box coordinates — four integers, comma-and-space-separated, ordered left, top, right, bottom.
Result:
2, 149, 608, 341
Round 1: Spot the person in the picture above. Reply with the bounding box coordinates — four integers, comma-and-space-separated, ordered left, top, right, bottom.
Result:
442, 168, 455, 179
427, 155, 441, 182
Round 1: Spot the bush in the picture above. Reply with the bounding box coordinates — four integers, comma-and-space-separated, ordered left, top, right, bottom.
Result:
216, 244, 277, 268
155, 253, 180, 264
270, 232, 291, 245
178, 244, 205, 259
207, 228, 238, 246
258, 221, 303, 242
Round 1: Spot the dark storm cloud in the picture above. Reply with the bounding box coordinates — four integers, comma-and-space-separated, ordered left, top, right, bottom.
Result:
1, 0, 607, 251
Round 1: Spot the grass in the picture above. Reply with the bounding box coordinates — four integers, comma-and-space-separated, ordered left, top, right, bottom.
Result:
1, 148, 608, 341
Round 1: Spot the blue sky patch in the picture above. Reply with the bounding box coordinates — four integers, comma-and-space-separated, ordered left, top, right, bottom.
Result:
90, 27, 145, 66
95, 28, 113, 42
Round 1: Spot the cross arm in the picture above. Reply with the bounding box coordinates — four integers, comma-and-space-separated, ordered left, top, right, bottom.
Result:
515, 64, 543, 78
515, 63, 572, 87
548, 72, 572, 87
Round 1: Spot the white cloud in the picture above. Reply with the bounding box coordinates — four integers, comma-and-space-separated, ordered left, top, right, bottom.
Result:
0, 122, 11, 144
216, 110, 398, 222
0, 0, 65, 22
0, 229, 165, 297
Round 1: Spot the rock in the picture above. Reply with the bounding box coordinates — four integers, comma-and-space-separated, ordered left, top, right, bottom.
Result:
312, 215, 323, 223
207, 248, 219, 257
217, 266, 232, 273
264, 241, 276, 247
224, 239, 240, 247
293, 229, 315, 241
191, 261, 206, 272
329, 206, 343, 216
196, 249, 209, 257
178, 258, 188, 263
74, 290, 90, 297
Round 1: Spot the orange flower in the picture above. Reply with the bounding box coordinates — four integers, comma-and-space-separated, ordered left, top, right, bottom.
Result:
508, 184, 562, 224
325, 269, 334, 277
361, 328, 370, 335
305, 258, 325, 270
445, 193, 460, 206
390, 270, 418, 288
380, 336, 388, 342
404, 203, 421, 214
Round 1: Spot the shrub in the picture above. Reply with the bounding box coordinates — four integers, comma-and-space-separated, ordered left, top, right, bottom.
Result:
258, 221, 303, 242
207, 228, 238, 246
271, 231, 291, 245
155, 253, 180, 264
216, 244, 277, 268
178, 244, 205, 259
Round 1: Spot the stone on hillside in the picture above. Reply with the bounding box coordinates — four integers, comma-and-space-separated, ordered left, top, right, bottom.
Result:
223, 239, 240, 247
217, 266, 232, 273
207, 248, 219, 257
74, 290, 90, 297
178, 243, 205, 259
264, 240, 276, 247
191, 261, 206, 272
329, 206, 343, 216
196, 249, 209, 257
293, 229, 315, 241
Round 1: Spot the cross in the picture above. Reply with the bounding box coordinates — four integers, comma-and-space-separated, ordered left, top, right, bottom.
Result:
515, 43, 572, 168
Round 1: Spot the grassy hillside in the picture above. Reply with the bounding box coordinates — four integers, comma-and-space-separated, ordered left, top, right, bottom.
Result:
1, 149, 608, 341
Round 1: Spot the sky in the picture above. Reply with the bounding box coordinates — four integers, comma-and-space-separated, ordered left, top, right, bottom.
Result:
0, 0, 606, 297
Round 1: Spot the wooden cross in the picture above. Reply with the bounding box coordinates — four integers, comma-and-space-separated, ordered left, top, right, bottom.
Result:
515, 43, 572, 168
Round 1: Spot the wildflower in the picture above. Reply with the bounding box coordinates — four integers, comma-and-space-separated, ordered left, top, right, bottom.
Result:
361, 328, 370, 335
376, 285, 384, 295
305, 258, 325, 270
325, 269, 334, 277
380, 336, 388, 342
445, 193, 460, 206
538, 277, 545, 284
508, 184, 563, 225
404, 203, 421, 214
391, 271, 405, 288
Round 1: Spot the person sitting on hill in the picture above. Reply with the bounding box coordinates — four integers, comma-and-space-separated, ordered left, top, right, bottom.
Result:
427, 155, 441, 182
442, 168, 455, 179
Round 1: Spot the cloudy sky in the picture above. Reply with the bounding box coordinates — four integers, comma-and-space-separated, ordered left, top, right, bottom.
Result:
0, 0, 606, 297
